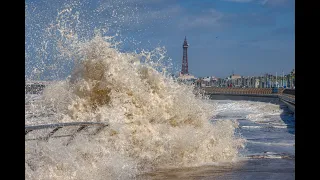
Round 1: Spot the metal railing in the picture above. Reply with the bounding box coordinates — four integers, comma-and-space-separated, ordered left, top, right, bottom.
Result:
25, 122, 108, 145
202, 87, 277, 95
279, 95, 295, 105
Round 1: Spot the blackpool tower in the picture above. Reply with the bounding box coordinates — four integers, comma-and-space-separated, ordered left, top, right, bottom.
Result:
181, 36, 189, 75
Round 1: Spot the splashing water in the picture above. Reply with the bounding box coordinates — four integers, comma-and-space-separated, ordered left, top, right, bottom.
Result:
25, 2, 245, 179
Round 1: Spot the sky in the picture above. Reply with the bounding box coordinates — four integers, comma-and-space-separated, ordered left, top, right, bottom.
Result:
25, 0, 295, 79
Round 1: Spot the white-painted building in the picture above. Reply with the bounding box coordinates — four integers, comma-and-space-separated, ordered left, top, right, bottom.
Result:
255, 79, 260, 88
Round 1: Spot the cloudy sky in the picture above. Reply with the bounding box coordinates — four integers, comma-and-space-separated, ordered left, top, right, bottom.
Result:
25, 0, 295, 78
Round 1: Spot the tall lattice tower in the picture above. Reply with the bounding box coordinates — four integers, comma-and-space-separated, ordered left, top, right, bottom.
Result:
181, 36, 189, 75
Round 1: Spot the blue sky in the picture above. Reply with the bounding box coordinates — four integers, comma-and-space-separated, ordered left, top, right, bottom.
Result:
25, 0, 295, 79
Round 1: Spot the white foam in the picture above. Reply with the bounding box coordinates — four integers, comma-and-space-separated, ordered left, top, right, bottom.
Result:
25, 4, 245, 179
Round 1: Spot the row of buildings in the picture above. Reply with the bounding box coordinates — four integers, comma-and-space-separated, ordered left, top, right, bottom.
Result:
178, 69, 295, 89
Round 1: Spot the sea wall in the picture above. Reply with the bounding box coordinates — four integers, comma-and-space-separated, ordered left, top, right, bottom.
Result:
208, 94, 280, 104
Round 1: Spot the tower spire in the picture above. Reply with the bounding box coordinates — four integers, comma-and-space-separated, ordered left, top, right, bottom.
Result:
181, 36, 189, 75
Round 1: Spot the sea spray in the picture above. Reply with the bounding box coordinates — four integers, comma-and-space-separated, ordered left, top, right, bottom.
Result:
26, 34, 245, 179
25, 2, 245, 179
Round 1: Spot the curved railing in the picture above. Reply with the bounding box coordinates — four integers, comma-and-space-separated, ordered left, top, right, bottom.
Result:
278, 94, 295, 105
25, 122, 108, 145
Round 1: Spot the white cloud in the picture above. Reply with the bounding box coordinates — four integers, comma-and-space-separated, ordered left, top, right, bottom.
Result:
93, 0, 183, 31
178, 9, 225, 29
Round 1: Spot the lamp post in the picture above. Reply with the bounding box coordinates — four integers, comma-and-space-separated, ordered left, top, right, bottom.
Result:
276, 72, 278, 87
282, 71, 284, 88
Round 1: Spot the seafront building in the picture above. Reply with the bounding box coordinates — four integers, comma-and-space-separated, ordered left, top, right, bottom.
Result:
194, 70, 295, 89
